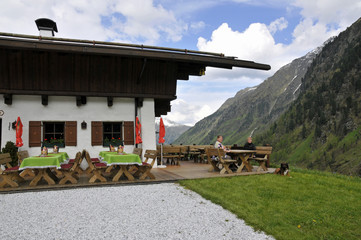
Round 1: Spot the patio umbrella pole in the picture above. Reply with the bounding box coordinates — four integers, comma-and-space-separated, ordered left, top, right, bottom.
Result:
158, 143, 166, 168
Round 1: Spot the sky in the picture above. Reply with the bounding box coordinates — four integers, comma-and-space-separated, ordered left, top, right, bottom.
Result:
0, 0, 360, 126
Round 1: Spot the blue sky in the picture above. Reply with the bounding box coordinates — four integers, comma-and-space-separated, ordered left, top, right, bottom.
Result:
0, 0, 360, 125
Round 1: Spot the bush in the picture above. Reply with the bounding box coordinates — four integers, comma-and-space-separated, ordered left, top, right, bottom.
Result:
1, 141, 19, 166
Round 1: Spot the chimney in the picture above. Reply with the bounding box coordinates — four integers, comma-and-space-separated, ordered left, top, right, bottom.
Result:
35, 18, 58, 37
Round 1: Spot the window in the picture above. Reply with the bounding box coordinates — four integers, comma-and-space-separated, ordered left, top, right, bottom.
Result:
43, 122, 65, 145
91, 121, 134, 146
103, 122, 123, 146
28, 121, 77, 147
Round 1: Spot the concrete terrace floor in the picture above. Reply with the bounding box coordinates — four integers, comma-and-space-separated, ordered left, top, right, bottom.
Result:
0, 161, 275, 193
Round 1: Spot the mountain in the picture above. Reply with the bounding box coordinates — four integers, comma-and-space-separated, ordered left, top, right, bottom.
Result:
155, 121, 191, 145
173, 42, 323, 145
255, 18, 361, 176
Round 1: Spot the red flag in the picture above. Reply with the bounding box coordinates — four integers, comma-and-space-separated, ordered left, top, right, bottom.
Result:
135, 116, 142, 144
158, 117, 165, 144
15, 116, 23, 147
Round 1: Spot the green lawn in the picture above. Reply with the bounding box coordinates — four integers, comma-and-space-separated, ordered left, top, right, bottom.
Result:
179, 169, 361, 240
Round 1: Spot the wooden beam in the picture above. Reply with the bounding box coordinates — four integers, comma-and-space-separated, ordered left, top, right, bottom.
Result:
4, 94, 12, 105
41, 95, 48, 106
76, 96, 82, 106
81, 96, 87, 105
0, 89, 176, 100
107, 96, 113, 107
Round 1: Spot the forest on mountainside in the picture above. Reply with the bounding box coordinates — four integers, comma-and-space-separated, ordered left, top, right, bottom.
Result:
255, 18, 361, 176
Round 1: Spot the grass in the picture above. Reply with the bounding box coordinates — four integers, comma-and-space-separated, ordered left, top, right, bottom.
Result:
179, 169, 361, 240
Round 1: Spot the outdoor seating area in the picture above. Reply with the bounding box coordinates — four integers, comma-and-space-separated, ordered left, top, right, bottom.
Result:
0, 148, 158, 190
0, 144, 273, 192
158, 144, 271, 174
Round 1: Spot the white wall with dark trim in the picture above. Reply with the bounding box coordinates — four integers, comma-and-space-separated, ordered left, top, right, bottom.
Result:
0, 95, 157, 165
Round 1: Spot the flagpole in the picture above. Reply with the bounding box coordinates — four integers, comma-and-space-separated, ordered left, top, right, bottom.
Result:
158, 143, 166, 168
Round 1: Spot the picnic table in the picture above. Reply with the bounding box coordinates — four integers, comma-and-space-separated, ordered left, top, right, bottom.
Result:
19, 152, 69, 186
99, 151, 142, 181
228, 149, 256, 172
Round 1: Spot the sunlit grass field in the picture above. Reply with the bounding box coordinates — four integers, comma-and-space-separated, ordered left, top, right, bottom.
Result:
179, 169, 361, 240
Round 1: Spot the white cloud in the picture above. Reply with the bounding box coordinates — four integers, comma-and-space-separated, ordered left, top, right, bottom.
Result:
197, 22, 291, 79
163, 99, 214, 126
268, 17, 288, 34
0, 0, 186, 45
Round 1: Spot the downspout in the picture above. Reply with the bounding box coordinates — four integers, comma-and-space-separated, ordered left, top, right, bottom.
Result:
135, 98, 138, 148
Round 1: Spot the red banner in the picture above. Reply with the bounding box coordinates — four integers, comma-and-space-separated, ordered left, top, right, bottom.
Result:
135, 116, 142, 144
15, 116, 23, 147
158, 117, 165, 144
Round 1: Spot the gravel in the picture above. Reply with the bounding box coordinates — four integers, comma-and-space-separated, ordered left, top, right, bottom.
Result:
0, 183, 274, 240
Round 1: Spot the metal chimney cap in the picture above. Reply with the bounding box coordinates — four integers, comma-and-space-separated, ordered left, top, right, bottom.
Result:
35, 18, 58, 33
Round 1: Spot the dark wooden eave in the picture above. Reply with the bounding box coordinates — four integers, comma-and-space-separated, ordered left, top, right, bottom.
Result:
0, 32, 271, 116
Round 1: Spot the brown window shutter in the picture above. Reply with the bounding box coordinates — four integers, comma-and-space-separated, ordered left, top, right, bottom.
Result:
123, 121, 134, 145
29, 121, 41, 147
91, 121, 103, 146
65, 121, 77, 146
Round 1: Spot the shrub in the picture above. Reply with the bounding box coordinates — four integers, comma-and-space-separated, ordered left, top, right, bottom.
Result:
1, 141, 19, 166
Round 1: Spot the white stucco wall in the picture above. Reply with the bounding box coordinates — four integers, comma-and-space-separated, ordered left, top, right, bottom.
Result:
138, 98, 157, 166
0, 95, 156, 162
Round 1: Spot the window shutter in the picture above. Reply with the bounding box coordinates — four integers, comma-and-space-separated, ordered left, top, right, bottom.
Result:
123, 121, 134, 145
91, 121, 103, 146
65, 121, 77, 146
29, 121, 41, 147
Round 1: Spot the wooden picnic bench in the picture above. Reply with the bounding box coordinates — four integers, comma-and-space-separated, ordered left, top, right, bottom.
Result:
0, 153, 24, 188
248, 146, 272, 172
162, 146, 181, 165
206, 148, 237, 174
134, 149, 157, 180
17, 150, 36, 180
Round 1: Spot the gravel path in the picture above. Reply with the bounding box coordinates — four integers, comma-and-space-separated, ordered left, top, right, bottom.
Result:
0, 183, 274, 240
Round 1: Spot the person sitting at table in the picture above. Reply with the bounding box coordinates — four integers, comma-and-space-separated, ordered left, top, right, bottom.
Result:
214, 135, 230, 153
244, 137, 256, 150
214, 135, 236, 170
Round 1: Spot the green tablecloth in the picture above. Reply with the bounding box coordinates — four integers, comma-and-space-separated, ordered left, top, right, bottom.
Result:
99, 151, 142, 166
48, 152, 69, 162
19, 154, 66, 170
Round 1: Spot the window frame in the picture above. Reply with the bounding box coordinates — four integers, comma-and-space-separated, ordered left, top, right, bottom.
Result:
102, 122, 123, 147
42, 121, 66, 146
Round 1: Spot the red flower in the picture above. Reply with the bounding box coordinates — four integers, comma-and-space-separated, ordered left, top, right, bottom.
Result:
112, 137, 114, 139
118, 138, 120, 140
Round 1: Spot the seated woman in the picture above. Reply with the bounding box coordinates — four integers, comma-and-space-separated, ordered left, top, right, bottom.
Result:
243, 137, 256, 150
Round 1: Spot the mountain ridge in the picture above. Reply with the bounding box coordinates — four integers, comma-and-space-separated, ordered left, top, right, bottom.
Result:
173, 41, 322, 145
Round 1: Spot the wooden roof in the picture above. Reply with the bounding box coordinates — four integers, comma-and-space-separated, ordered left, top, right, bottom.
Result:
0, 32, 270, 116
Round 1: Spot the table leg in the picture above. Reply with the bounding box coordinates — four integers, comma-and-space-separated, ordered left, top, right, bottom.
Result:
105, 166, 113, 173
122, 166, 135, 181
112, 166, 123, 182
237, 154, 253, 173
112, 165, 135, 181
29, 169, 44, 187
29, 169, 56, 186
44, 169, 56, 185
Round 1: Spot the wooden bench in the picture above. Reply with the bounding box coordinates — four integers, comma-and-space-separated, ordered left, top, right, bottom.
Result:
0, 153, 24, 188
132, 147, 143, 157
206, 148, 237, 174
189, 146, 202, 162
135, 149, 157, 180
162, 146, 181, 165
17, 150, 36, 180
59, 151, 82, 185
248, 146, 272, 172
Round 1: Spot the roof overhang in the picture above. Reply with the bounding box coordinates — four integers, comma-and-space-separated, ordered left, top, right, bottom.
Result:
0, 32, 271, 71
